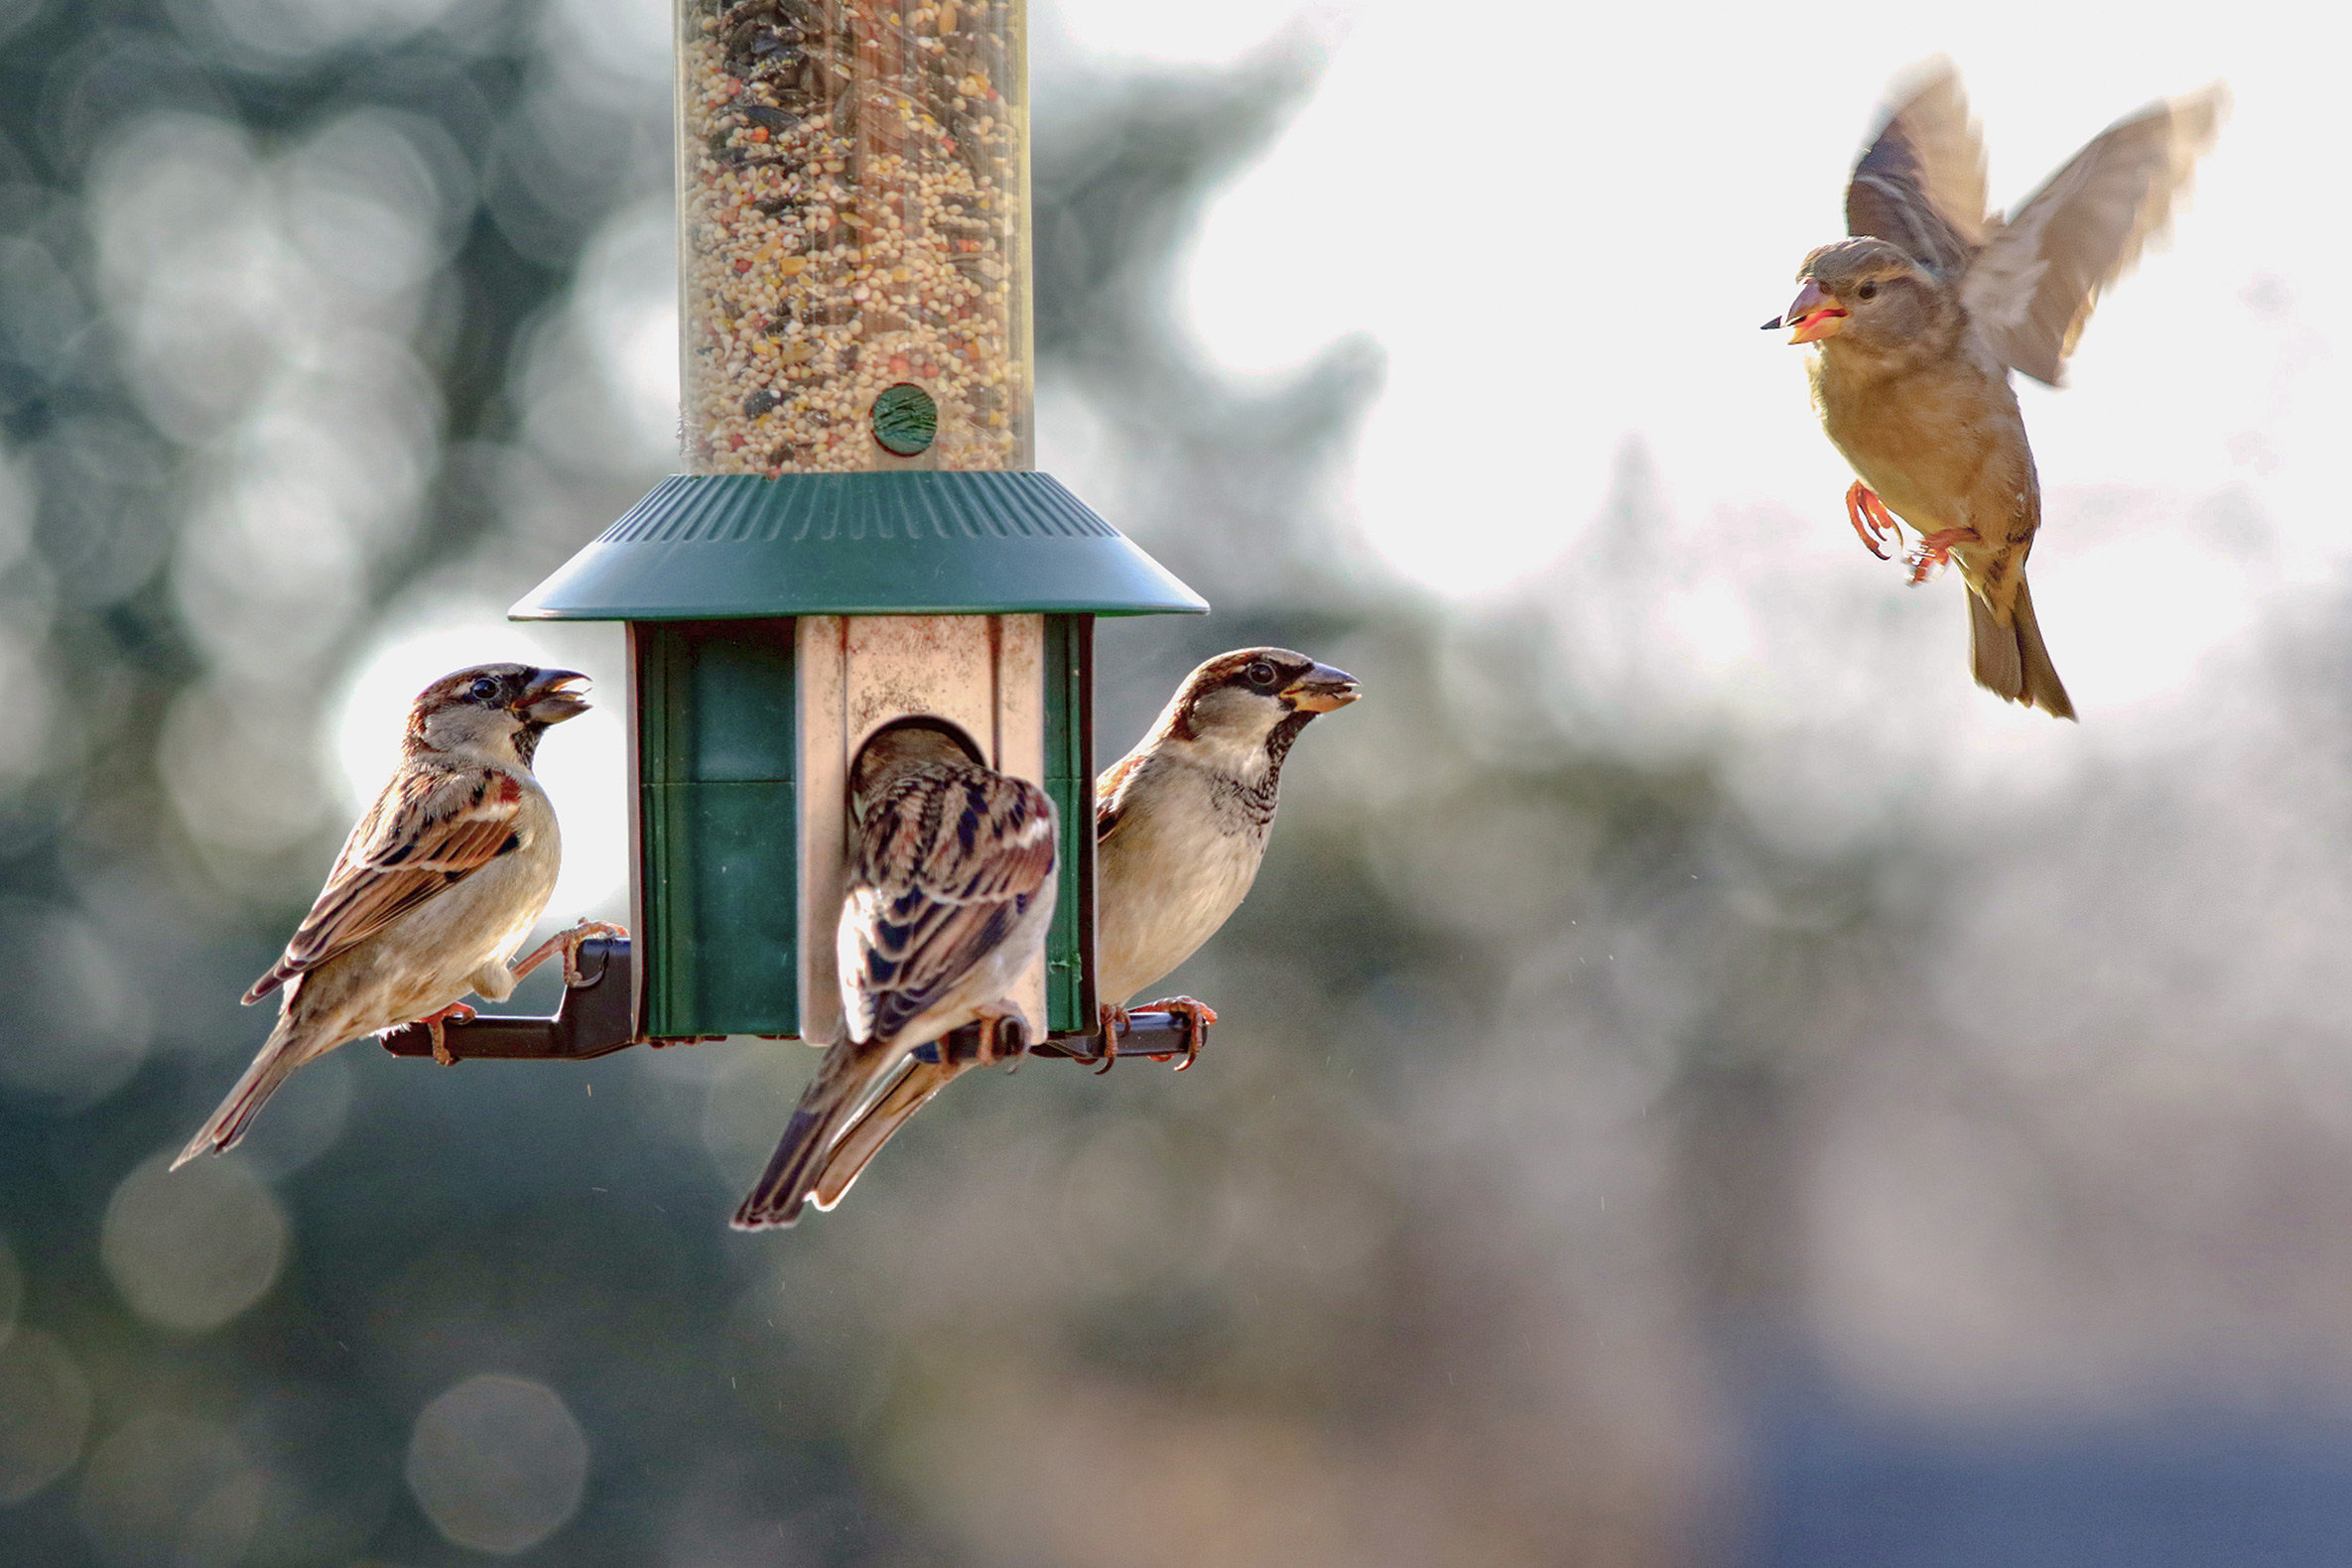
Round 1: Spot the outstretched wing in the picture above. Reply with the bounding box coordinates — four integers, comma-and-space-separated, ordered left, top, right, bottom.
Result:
1962, 84, 2227, 386
245, 762, 526, 1003
1846, 60, 1990, 276
838, 762, 1057, 1044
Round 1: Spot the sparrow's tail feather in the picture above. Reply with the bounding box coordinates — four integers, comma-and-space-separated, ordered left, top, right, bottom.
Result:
732, 1042, 887, 1230
1969, 575, 2075, 721
811, 1059, 965, 1213
172, 1024, 307, 1170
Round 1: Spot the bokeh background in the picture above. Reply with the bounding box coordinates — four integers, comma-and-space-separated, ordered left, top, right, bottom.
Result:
6, 0, 2352, 1562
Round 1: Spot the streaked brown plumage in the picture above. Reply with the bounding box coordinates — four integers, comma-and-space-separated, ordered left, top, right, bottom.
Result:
731, 720, 1057, 1230
1770, 62, 2225, 719
175, 664, 594, 1168
805, 650, 1362, 1213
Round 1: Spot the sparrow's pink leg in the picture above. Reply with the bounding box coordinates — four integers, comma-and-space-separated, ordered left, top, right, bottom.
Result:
509, 919, 629, 987
1845, 482, 1900, 560
1139, 996, 1219, 1072
1903, 528, 1979, 586
973, 1002, 1024, 1068
417, 1002, 477, 1066
1092, 1004, 1131, 1074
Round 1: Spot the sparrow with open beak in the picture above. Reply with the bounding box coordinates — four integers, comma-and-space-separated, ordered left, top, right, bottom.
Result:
731, 720, 1058, 1229
805, 649, 1362, 1212
1766, 63, 2224, 719
175, 664, 608, 1168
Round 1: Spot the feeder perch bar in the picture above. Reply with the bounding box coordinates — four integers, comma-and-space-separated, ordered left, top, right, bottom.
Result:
379, 937, 1210, 1064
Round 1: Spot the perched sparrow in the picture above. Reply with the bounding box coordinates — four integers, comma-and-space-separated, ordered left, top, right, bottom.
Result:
1768, 63, 2224, 719
174, 664, 603, 1168
808, 649, 1361, 1211
731, 721, 1058, 1229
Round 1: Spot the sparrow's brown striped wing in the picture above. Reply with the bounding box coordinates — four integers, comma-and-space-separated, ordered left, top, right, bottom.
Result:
244, 763, 525, 1003
1846, 61, 1989, 278
1962, 84, 2226, 387
838, 761, 1057, 1044
1093, 746, 1145, 840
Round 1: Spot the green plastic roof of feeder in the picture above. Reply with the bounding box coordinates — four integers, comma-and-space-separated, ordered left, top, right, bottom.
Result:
505, 0, 1205, 1051
509, 471, 1205, 623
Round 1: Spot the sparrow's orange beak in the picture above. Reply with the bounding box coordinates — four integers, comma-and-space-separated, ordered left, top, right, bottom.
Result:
519, 669, 591, 724
1780, 278, 1846, 343
1281, 663, 1362, 714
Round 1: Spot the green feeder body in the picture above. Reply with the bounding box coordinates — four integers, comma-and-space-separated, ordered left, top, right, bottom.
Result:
511, 0, 1206, 1046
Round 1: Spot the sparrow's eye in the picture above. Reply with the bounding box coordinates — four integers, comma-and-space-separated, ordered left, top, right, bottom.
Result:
1857, 281, 1879, 302
1244, 660, 1279, 690
468, 676, 501, 703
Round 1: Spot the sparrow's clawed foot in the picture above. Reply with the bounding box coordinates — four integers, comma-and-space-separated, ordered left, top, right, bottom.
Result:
973, 1002, 1029, 1067
1903, 528, 1978, 586
1140, 996, 1218, 1071
511, 919, 630, 987
420, 1002, 477, 1066
1845, 482, 1901, 560
1092, 1004, 1130, 1073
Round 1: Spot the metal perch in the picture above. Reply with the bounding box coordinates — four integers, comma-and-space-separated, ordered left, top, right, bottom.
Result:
380, 937, 1209, 1065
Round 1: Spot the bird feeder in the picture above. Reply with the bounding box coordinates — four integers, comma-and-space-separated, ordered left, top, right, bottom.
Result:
395, 0, 1208, 1063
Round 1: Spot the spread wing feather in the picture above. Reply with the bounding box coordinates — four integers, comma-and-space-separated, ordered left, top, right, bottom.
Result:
1961, 84, 2226, 386
1846, 60, 1989, 277
244, 763, 525, 1003
838, 762, 1057, 1044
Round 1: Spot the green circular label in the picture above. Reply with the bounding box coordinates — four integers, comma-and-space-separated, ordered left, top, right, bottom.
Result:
870, 383, 938, 457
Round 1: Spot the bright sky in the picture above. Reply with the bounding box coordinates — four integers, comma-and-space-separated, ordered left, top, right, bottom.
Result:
1146, 0, 2335, 591
1055, 0, 2352, 839
1063, 0, 2348, 847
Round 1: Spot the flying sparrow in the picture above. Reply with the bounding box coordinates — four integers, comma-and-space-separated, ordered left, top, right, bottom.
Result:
1767, 63, 2224, 719
731, 720, 1058, 1229
807, 649, 1362, 1211
174, 664, 605, 1168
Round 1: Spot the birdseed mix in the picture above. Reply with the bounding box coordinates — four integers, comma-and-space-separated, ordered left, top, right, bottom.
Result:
679, 0, 1032, 474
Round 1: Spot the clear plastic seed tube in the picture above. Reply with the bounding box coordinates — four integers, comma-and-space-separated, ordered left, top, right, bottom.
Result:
678, 0, 1032, 474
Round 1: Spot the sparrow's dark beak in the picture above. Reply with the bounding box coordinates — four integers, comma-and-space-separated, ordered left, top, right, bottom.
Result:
1280, 662, 1362, 714
519, 669, 591, 724
1761, 316, 1783, 329
1782, 277, 1846, 343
